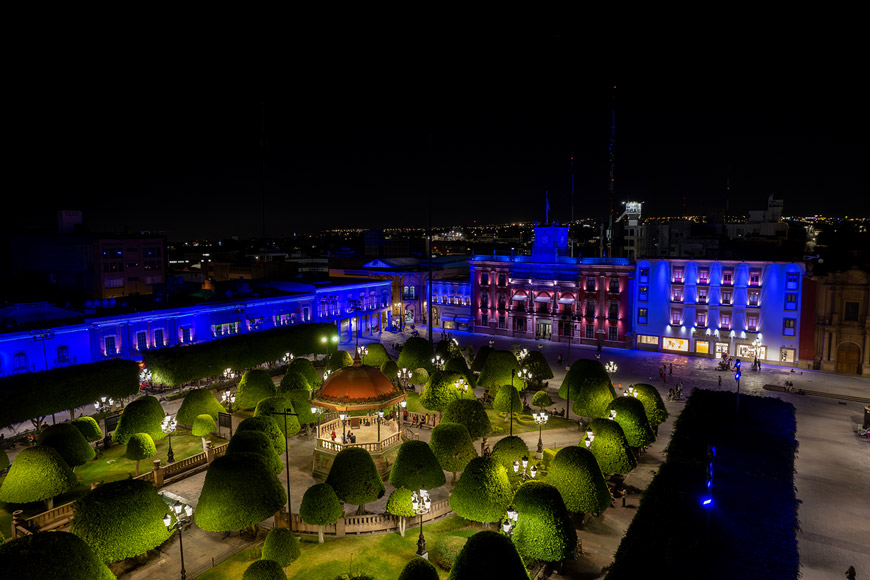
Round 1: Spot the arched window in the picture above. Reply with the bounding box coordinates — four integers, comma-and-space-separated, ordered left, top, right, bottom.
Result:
13, 352, 27, 371
57, 346, 70, 364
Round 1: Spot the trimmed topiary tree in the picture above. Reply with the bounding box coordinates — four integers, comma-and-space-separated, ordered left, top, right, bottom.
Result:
328, 349, 354, 371
430, 422, 478, 482
255, 397, 301, 438
448, 530, 527, 580
176, 388, 226, 424
492, 384, 522, 424
512, 481, 576, 562
477, 350, 521, 392
607, 396, 656, 448
192, 414, 218, 452
531, 390, 553, 411
411, 368, 429, 386
196, 453, 286, 532
226, 430, 284, 474
444, 356, 475, 388
361, 342, 391, 368
385, 486, 416, 537
278, 371, 310, 395
442, 399, 491, 454
324, 447, 385, 514
261, 527, 301, 567
70, 478, 171, 562
0, 446, 77, 509
299, 482, 343, 543
397, 336, 435, 373
523, 350, 554, 387
399, 556, 439, 580
380, 359, 399, 381
37, 422, 95, 469
287, 389, 317, 428
236, 416, 286, 454
489, 435, 530, 483
389, 440, 446, 491
631, 383, 669, 427
236, 369, 277, 410
112, 395, 166, 445
431, 536, 467, 572
588, 418, 637, 475
125, 433, 157, 476
450, 455, 512, 524
0, 531, 115, 580
0, 449, 9, 472
288, 357, 321, 389
560, 359, 616, 419
71, 416, 103, 442
470, 345, 493, 373
420, 370, 477, 414
548, 446, 611, 514
242, 559, 287, 580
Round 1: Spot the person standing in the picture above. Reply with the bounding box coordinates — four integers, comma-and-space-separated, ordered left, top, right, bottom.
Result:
718, 375, 722, 387
845, 565, 856, 579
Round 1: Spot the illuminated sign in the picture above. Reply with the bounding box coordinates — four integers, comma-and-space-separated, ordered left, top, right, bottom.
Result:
625, 202, 642, 214
663, 337, 689, 352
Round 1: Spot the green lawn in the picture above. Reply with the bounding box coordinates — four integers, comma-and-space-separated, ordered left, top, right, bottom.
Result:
195, 516, 485, 580
0, 428, 227, 538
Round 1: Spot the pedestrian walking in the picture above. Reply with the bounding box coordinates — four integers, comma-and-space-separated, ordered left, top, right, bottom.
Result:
676, 383, 683, 400
669, 363, 673, 375
718, 375, 722, 387
558, 353, 563, 366
845, 565, 856, 579
667, 388, 674, 401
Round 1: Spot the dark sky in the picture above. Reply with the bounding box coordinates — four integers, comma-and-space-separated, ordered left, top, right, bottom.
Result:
8, 28, 868, 241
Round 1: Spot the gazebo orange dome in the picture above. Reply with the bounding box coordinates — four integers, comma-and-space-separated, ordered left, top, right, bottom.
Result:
311, 358, 406, 412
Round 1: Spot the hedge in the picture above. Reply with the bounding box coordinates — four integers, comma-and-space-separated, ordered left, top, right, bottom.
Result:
431, 536, 467, 571
447, 530, 527, 580
588, 418, 637, 475
476, 350, 521, 391
389, 440, 446, 491
531, 390, 553, 411
420, 370, 477, 413
449, 456, 512, 524
324, 447, 385, 512
399, 556, 439, 580
560, 359, 616, 419
442, 399, 491, 441
70, 479, 171, 562
630, 383, 669, 427
177, 388, 226, 424
606, 396, 655, 448
37, 422, 95, 468
261, 527, 300, 567
0, 446, 77, 504
0, 358, 139, 430
71, 416, 103, 442
236, 416, 286, 454
112, 396, 166, 445
195, 452, 287, 532
0, 449, 9, 472
429, 422, 478, 480
242, 559, 288, 580
0, 531, 115, 580
236, 369, 278, 410
548, 446, 611, 514
512, 481, 577, 562
328, 350, 354, 371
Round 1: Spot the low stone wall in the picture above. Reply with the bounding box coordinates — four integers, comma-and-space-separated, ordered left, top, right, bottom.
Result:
287, 497, 451, 536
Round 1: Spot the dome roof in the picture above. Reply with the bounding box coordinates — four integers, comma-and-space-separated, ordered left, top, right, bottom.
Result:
311, 358, 406, 411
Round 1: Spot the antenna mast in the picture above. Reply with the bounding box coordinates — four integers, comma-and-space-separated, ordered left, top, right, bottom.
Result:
606, 85, 616, 258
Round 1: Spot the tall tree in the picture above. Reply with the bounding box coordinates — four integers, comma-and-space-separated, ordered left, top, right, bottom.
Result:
38, 422, 95, 469
324, 447, 385, 514
548, 446, 611, 515
0, 446, 77, 509
192, 414, 218, 452
389, 440, 446, 491
397, 336, 435, 372
429, 422, 478, 483
299, 483, 343, 544
125, 433, 157, 476
111, 396, 166, 445
176, 388, 226, 424
588, 418, 637, 475
420, 370, 476, 415
560, 359, 616, 419
606, 396, 656, 448
450, 456, 512, 524
512, 481, 577, 563
236, 369, 278, 410
477, 350, 521, 392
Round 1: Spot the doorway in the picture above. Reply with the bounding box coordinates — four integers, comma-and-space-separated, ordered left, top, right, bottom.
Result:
836, 342, 861, 373
536, 321, 551, 340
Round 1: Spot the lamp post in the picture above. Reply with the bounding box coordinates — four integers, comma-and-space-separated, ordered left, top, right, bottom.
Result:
268, 408, 300, 528
431, 355, 444, 371
310, 406, 323, 438
489, 339, 495, 348
339, 411, 347, 441
163, 501, 193, 580
94, 396, 114, 414
411, 488, 431, 559
161, 415, 177, 463
734, 360, 742, 416
221, 390, 235, 413
510, 369, 516, 436
357, 345, 368, 365
377, 409, 384, 441
533, 411, 549, 459
584, 428, 595, 449
501, 506, 519, 538
321, 334, 338, 367
398, 367, 411, 391
610, 409, 617, 420
399, 400, 407, 429
517, 367, 532, 395
282, 352, 294, 365
512, 456, 537, 481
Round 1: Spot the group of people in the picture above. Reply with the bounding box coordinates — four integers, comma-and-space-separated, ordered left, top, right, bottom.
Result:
402, 409, 435, 429
329, 430, 358, 444
658, 363, 674, 384
666, 383, 683, 401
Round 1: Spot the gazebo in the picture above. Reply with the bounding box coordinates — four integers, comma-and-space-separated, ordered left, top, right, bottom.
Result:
310, 354, 407, 479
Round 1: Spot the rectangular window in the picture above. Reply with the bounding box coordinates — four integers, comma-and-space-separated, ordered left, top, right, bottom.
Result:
722, 270, 733, 285
181, 327, 191, 343
697, 287, 708, 303
514, 318, 525, 332
715, 342, 730, 355
785, 293, 798, 311
481, 273, 489, 285
783, 318, 796, 336
105, 336, 116, 355
585, 324, 595, 339
780, 348, 796, 363
696, 340, 710, 354
748, 289, 760, 307
105, 278, 124, 289
498, 273, 507, 287
786, 272, 799, 290
720, 312, 731, 329
671, 309, 682, 325
481, 313, 488, 327
844, 301, 859, 321
638, 308, 648, 324
608, 326, 618, 341
672, 287, 683, 302
137, 332, 147, 351
608, 303, 619, 320
609, 278, 620, 293
672, 266, 684, 283
698, 268, 709, 284
749, 270, 761, 286
696, 311, 707, 327
303, 307, 310, 321
637, 334, 659, 345
721, 288, 732, 305
738, 344, 767, 359
746, 314, 759, 332
498, 315, 506, 330
639, 268, 649, 283
639, 286, 648, 302
154, 329, 164, 347
586, 277, 596, 292
663, 337, 689, 352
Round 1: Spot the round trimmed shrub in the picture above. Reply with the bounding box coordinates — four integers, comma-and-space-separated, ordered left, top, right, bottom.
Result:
242, 559, 287, 580
411, 368, 429, 386
548, 446, 611, 514
607, 396, 656, 448
278, 371, 310, 395
0, 446, 77, 504
389, 440, 446, 491
288, 389, 317, 425
489, 435, 530, 475
195, 453, 287, 532
380, 359, 399, 381
470, 345, 493, 373
444, 356, 475, 388
176, 388, 225, 424
523, 350, 554, 385
429, 422, 478, 479
493, 384, 522, 418
560, 359, 616, 419
324, 447, 385, 512
112, 395, 166, 444
588, 418, 637, 475
38, 422, 95, 468
299, 483, 343, 543
442, 399, 491, 441
192, 414, 217, 450
420, 370, 476, 413
477, 350, 521, 391
631, 383, 669, 427
71, 416, 103, 442
236, 416, 286, 454
226, 430, 283, 474
70, 479, 171, 562
431, 536, 467, 571
125, 433, 157, 475
450, 456, 512, 524
512, 481, 576, 562
386, 486, 415, 519
328, 349, 354, 371
361, 343, 390, 368
288, 357, 321, 389
236, 369, 278, 410
399, 556, 439, 580
261, 527, 300, 567
397, 336, 435, 373
448, 530, 526, 580
0, 531, 115, 580
255, 397, 300, 438
531, 390, 553, 410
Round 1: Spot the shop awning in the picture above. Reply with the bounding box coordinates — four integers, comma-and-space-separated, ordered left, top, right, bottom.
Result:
512, 294, 527, 300
455, 316, 471, 322
534, 296, 551, 302
558, 298, 575, 304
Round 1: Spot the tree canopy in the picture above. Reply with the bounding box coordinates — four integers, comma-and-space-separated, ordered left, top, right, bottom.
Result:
631, 383, 669, 427
242, 559, 288, 580
389, 440, 446, 491
397, 336, 435, 373
225, 430, 284, 474
327, 349, 354, 371
442, 399, 491, 441
0, 531, 115, 580
477, 350, 521, 391
324, 447, 385, 512
38, 422, 95, 468
177, 388, 226, 424
607, 396, 656, 448
470, 345, 493, 373
444, 356, 475, 388
399, 556, 440, 580
236, 415, 286, 454
196, 453, 287, 532
522, 350, 554, 385
288, 357, 321, 389
112, 396, 166, 445
450, 456, 512, 524
420, 370, 477, 414
71, 416, 103, 442
492, 384, 522, 417
429, 422, 478, 479
70, 479, 171, 562
0, 446, 77, 505
236, 370, 278, 410
361, 342, 391, 368
447, 530, 527, 580
278, 371, 310, 395
548, 446, 611, 514
489, 435, 530, 477
560, 359, 616, 418
380, 359, 399, 381
512, 481, 577, 563
261, 527, 301, 568
255, 396, 301, 438
124, 433, 157, 475
531, 390, 552, 411
588, 418, 637, 475
299, 483, 343, 543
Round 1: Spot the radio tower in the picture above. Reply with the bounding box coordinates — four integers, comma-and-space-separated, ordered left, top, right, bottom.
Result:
606, 85, 616, 258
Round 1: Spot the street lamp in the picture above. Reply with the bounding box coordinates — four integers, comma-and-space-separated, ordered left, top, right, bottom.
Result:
605, 361, 618, 375
584, 428, 595, 449
517, 367, 532, 393
399, 400, 407, 429
282, 352, 294, 365
140, 367, 152, 390
610, 409, 617, 420
489, 339, 495, 348
377, 409, 384, 441
533, 411, 549, 459
357, 345, 368, 364
163, 501, 194, 580
510, 369, 517, 436
513, 456, 537, 481
268, 408, 301, 527
339, 412, 347, 441
453, 377, 469, 393
501, 506, 519, 537
221, 390, 235, 413
321, 334, 338, 367
411, 488, 431, 559
310, 406, 323, 438
94, 396, 114, 413
398, 367, 412, 391
431, 355, 444, 371
517, 348, 529, 362
223, 368, 235, 381
734, 359, 742, 415
161, 415, 177, 463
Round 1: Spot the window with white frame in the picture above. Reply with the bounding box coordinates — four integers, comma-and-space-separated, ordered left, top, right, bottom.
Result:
608, 326, 618, 341
671, 309, 682, 325
13, 352, 27, 370
722, 270, 733, 285
721, 288, 732, 305
785, 293, 798, 311
749, 270, 761, 286
697, 287, 708, 303
748, 289, 760, 307
672, 266, 685, 283
637, 334, 658, 345
672, 287, 683, 302
137, 331, 147, 351
720, 312, 731, 329
746, 314, 759, 332
783, 318, 796, 336
698, 268, 709, 284
696, 311, 707, 327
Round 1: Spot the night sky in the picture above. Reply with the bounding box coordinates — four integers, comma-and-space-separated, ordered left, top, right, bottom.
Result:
8, 29, 867, 241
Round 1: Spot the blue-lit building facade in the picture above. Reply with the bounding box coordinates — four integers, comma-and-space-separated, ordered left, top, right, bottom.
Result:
633, 259, 807, 365
0, 279, 392, 376
429, 279, 473, 331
